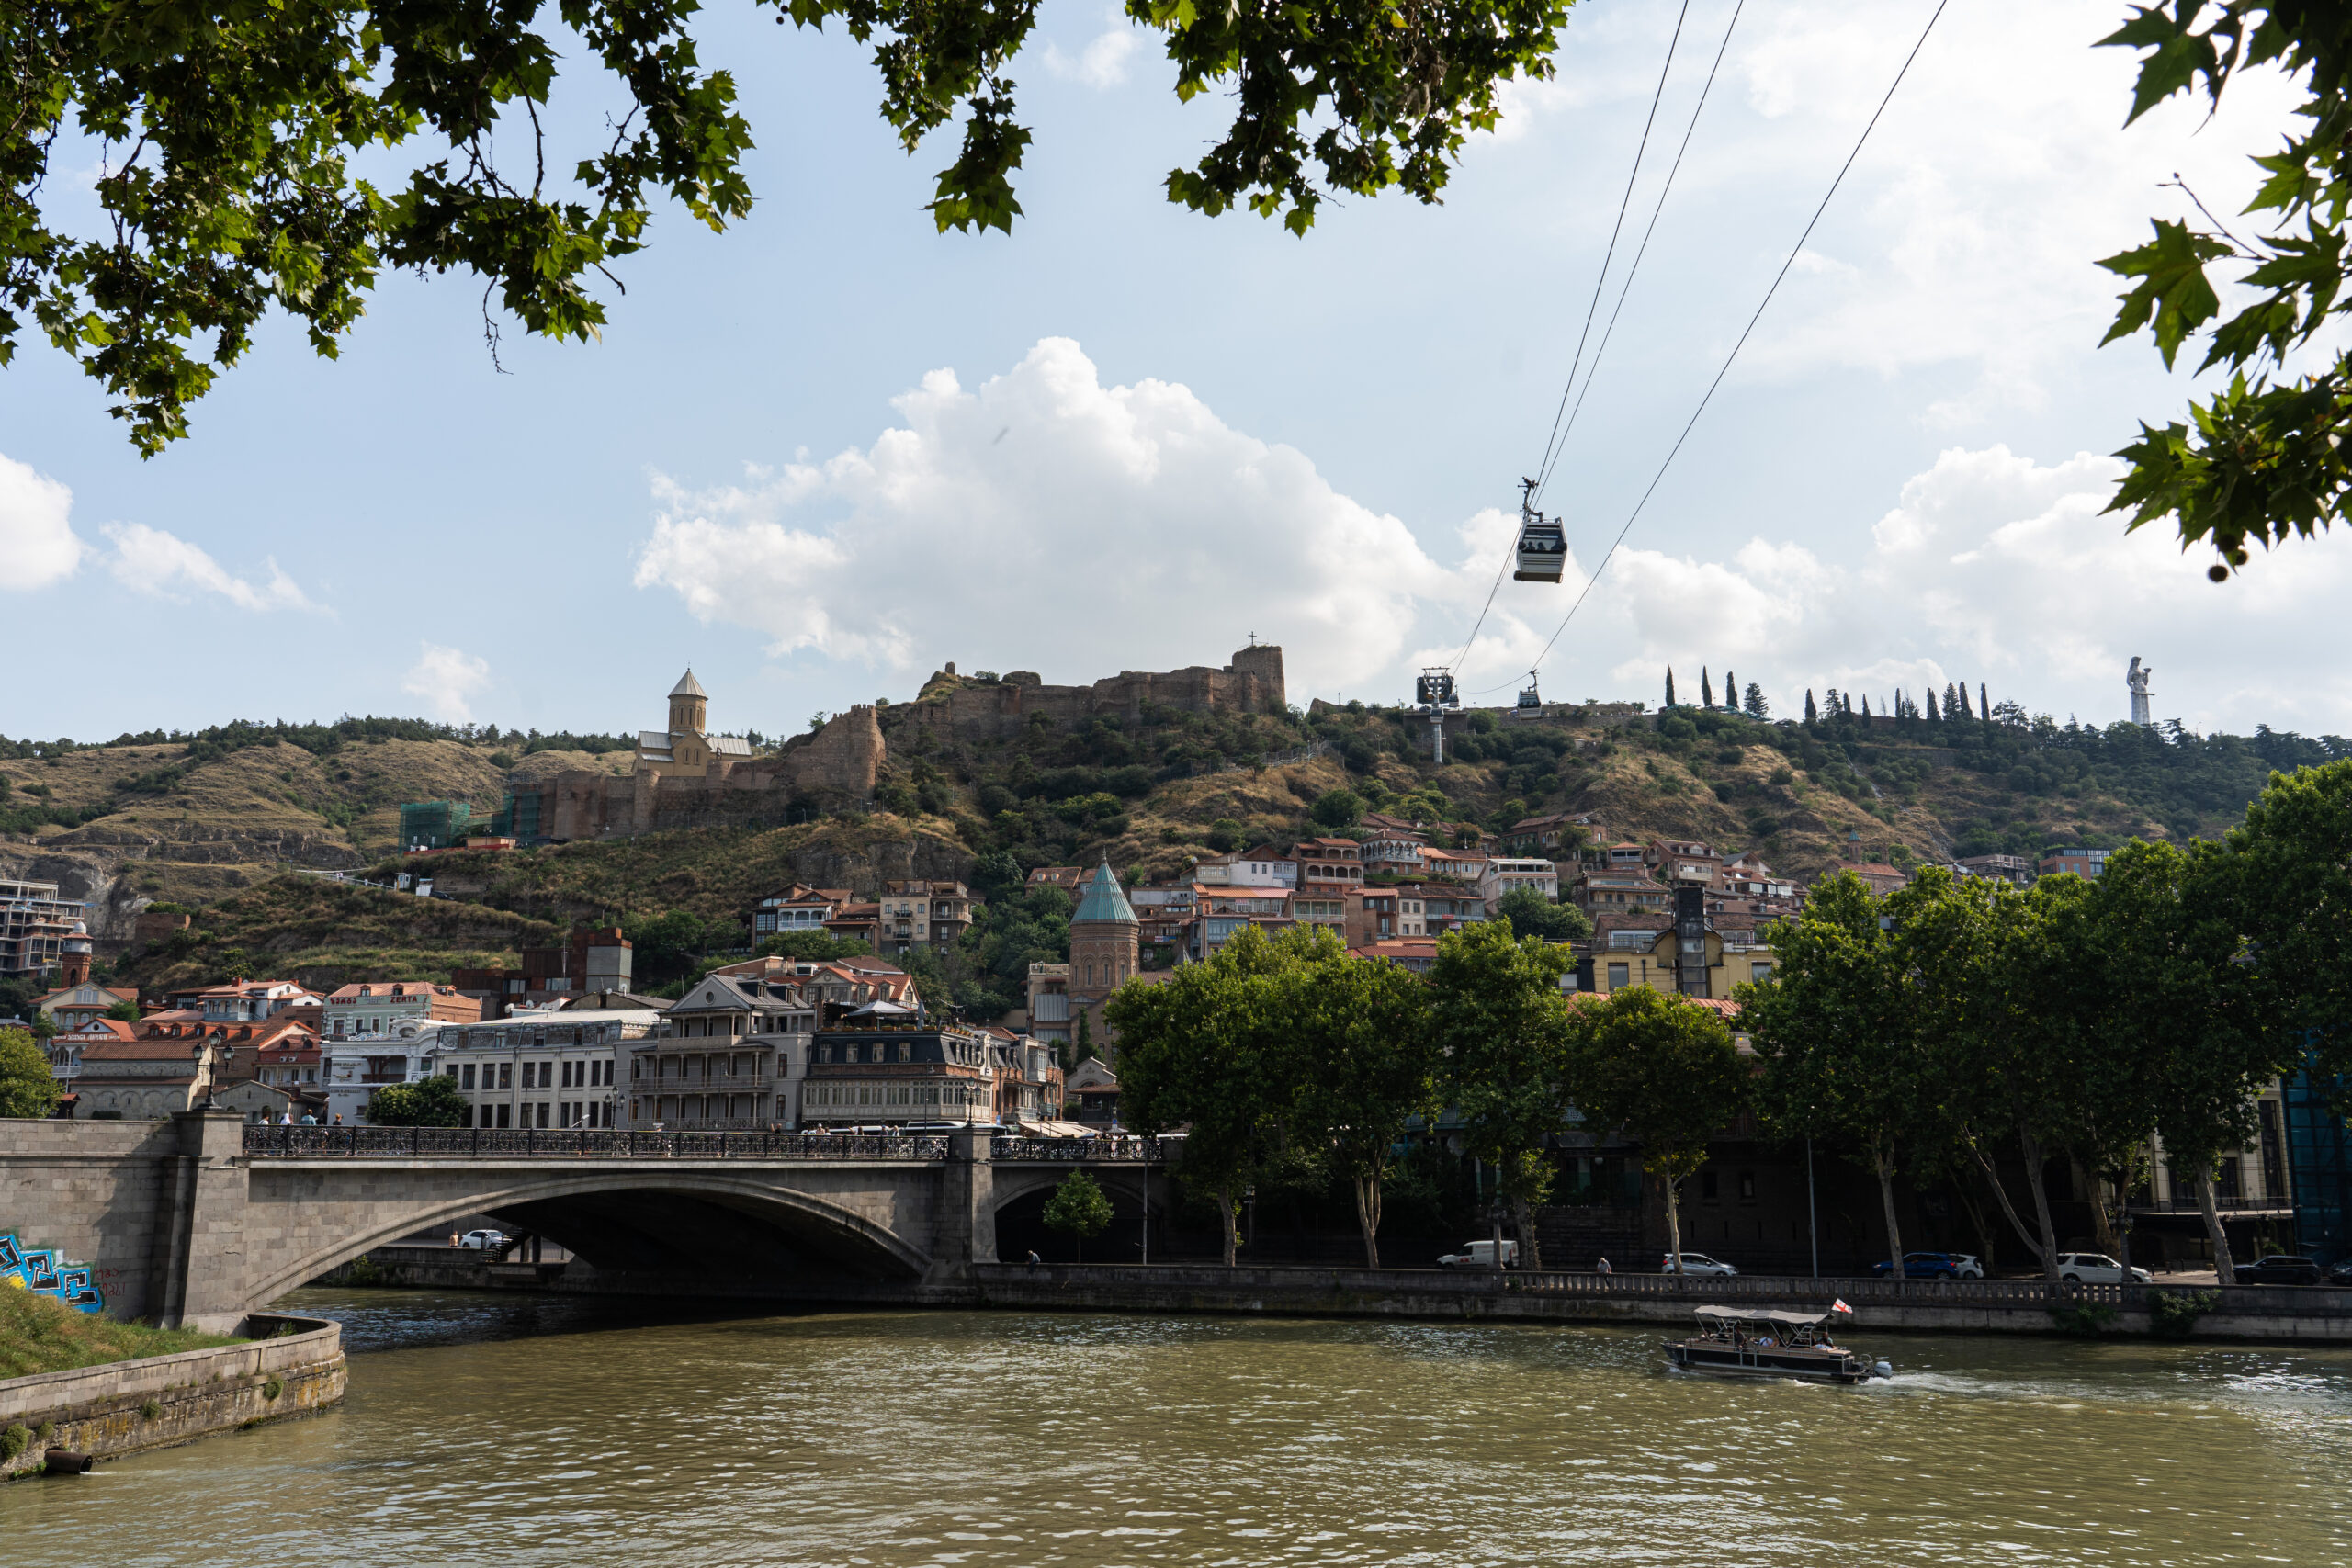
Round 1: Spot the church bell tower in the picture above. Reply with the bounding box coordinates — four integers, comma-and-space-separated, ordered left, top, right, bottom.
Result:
669, 670, 708, 736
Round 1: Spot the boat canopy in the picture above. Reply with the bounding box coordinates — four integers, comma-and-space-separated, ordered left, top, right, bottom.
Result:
1692, 1305, 1841, 1330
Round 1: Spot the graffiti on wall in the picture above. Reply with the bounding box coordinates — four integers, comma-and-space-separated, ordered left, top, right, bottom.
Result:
0, 1234, 105, 1314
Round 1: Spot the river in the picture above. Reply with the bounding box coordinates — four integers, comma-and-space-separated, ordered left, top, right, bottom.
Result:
10, 1288, 2350, 1565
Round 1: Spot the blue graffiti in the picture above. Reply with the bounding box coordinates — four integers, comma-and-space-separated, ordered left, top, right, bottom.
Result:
1, 1234, 105, 1314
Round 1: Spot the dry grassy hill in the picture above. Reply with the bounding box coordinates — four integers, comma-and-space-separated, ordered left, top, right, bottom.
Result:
14, 681, 2340, 1009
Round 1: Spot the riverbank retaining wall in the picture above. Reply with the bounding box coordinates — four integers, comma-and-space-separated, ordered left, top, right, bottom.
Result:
968, 1263, 2352, 1342
0, 1313, 345, 1480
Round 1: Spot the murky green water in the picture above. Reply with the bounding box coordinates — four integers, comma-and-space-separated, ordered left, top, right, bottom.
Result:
10, 1289, 2350, 1565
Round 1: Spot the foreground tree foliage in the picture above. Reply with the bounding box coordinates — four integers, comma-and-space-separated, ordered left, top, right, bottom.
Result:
0, 1027, 62, 1119
2099, 4, 2352, 578
366, 1072, 469, 1127
1565, 987, 1747, 1275
4, 0, 1573, 450
1041, 1168, 1114, 1263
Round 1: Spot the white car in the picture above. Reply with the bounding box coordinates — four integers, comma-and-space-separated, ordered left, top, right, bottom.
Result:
2056, 1251, 2151, 1284
1948, 1253, 1986, 1280
456, 1229, 511, 1251
1437, 1239, 1521, 1269
1661, 1251, 1740, 1276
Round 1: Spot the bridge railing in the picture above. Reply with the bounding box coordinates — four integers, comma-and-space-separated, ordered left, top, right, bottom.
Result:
990, 1135, 1174, 1162
242, 1125, 949, 1161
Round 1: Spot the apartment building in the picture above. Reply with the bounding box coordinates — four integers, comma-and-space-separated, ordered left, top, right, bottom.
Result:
442, 1006, 661, 1129
323, 1017, 454, 1126
1500, 812, 1602, 858
1129, 886, 1194, 969
1292, 838, 1364, 893
626, 975, 816, 1130
1360, 828, 1429, 880
0, 877, 85, 980
1476, 856, 1559, 911
1644, 840, 1724, 890
802, 1002, 997, 1126
2039, 847, 2111, 879
1195, 850, 1297, 889
876, 880, 978, 955
324, 980, 481, 1039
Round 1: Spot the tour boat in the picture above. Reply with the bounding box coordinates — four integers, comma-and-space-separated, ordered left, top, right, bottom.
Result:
1662, 1304, 1893, 1384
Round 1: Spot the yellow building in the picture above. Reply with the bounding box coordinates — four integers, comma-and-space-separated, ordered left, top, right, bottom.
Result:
1581, 926, 1777, 998
636, 670, 752, 778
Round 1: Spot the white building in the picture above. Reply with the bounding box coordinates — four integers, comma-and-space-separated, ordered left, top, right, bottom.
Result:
323, 1018, 452, 1125
1476, 856, 1560, 912
1193, 852, 1297, 889
435, 1006, 661, 1129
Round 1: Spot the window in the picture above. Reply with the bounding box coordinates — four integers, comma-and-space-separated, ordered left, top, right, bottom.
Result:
1700, 1170, 1720, 1201
498, 1063, 514, 1089
1749, 964, 1773, 984
1738, 1170, 1757, 1202
461, 1064, 476, 1090
495, 1103, 511, 1128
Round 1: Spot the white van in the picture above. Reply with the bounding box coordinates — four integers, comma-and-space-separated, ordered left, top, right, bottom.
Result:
1437, 1239, 1521, 1269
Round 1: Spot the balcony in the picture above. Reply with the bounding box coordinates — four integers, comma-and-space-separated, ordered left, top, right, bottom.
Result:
644, 1074, 773, 1093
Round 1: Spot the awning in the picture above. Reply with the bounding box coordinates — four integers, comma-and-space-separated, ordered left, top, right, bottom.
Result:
1692, 1305, 1838, 1329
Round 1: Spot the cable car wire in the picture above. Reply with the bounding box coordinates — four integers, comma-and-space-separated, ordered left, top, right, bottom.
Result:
1532, 0, 1747, 510
1445, 0, 1695, 677
1520, 0, 1953, 681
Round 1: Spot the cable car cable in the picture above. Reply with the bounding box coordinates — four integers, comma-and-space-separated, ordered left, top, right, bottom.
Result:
1521, 0, 1952, 680
1447, 0, 1696, 677
1532, 0, 1747, 508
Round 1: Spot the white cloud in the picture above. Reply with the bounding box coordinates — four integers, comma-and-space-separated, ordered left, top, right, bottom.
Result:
102, 522, 318, 612
0, 450, 321, 611
401, 644, 492, 725
634, 337, 1531, 704
1043, 8, 1142, 90
1558, 445, 2352, 735
633, 340, 2352, 737
0, 453, 82, 591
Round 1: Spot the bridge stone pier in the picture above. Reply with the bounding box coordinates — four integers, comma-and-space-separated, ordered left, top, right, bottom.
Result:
1, 1114, 1167, 1332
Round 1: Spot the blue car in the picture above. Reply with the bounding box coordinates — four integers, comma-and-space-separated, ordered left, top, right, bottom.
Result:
1871, 1251, 1965, 1280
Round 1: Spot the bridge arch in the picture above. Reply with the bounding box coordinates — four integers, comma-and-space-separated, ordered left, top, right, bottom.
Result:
242, 1168, 934, 1313
989, 1164, 1161, 1265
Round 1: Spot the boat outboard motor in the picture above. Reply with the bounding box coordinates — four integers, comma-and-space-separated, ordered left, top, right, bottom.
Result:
1872, 1359, 1894, 1380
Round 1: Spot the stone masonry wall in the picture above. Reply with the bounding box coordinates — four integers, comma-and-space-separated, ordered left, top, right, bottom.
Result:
0, 1119, 178, 1323
901, 647, 1287, 744
540, 705, 884, 841
0, 1314, 345, 1478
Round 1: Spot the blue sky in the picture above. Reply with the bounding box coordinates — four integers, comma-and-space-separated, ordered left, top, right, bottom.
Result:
6, 0, 2349, 742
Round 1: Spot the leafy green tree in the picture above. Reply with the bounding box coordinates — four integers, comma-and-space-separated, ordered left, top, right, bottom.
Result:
2098, 5, 2352, 577
1308, 788, 1364, 831
1109, 924, 1291, 1265
2092, 838, 2285, 1282
1271, 930, 1438, 1267
1743, 683, 1769, 721
0, 1028, 62, 1119
104, 998, 143, 1022
1565, 987, 1748, 1274
2223, 759, 2352, 1060
1042, 1168, 1115, 1263
753, 931, 875, 963
366, 1073, 469, 1127
1426, 920, 1574, 1269
1496, 886, 1592, 944
9, 0, 1572, 452
1743, 873, 1940, 1284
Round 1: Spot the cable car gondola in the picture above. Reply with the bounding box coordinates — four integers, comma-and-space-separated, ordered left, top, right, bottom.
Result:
1517, 671, 1543, 710
1513, 477, 1566, 583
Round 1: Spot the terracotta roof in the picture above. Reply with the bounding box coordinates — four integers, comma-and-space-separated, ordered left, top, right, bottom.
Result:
65, 1019, 139, 1042
79, 1037, 210, 1062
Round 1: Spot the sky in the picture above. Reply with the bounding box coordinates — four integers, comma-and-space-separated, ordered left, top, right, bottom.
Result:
5, 0, 2350, 743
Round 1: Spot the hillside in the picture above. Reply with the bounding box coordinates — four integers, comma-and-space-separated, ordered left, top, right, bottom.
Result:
13, 678, 2346, 1013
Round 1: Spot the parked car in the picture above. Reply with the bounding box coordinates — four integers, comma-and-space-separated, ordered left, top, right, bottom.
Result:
2055, 1252, 2153, 1284
457, 1229, 510, 1251
1947, 1253, 1986, 1280
2234, 1254, 2324, 1285
2328, 1258, 2352, 1285
1871, 1251, 1966, 1280
1437, 1240, 1520, 1269
1660, 1251, 1739, 1277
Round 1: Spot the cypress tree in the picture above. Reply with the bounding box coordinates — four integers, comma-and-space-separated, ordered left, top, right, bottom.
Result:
1926, 689, 1940, 722
1861, 694, 1871, 717
1702, 668, 1714, 707
1665, 668, 1677, 708
1804, 689, 1819, 722
1979, 682, 1990, 724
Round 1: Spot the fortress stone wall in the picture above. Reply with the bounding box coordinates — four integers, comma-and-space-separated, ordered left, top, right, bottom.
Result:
541, 706, 884, 840
903, 647, 1285, 742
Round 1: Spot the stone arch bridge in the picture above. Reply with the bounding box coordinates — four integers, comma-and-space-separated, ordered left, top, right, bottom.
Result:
3, 1114, 1169, 1331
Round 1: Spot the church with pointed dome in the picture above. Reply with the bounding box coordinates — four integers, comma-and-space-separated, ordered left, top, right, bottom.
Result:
635, 668, 753, 778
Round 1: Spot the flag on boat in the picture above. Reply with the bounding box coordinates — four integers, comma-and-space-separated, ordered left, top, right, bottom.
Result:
1830, 1298, 1853, 1314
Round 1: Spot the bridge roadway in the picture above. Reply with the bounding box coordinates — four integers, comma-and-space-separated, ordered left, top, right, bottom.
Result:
3, 1112, 1168, 1331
